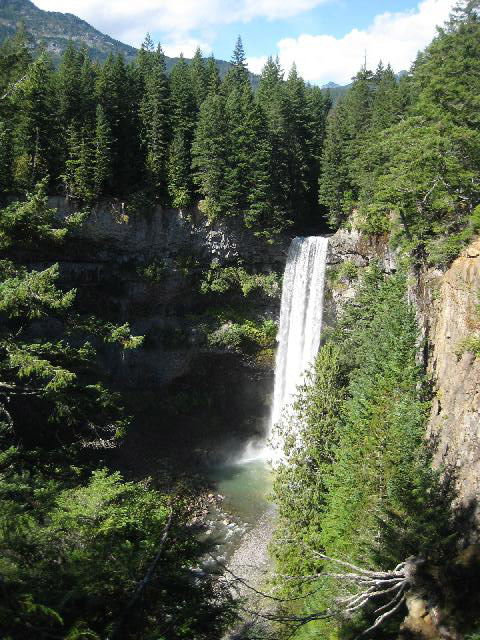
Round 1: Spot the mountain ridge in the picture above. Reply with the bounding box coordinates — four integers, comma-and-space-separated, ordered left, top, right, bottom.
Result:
0, 0, 237, 77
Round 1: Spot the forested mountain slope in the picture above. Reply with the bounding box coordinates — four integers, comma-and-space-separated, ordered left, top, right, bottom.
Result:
0, 0, 258, 83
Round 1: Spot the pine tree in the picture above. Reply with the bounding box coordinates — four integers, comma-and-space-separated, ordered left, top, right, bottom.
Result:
96, 53, 140, 195
192, 90, 229, 219
62, 122, 97, 202
139, 44, 171, 201
12, 51, 59, 190
281, 64, 311, 218
206, 54, 221, 94
93, 104, 113, 198
190, 47, 208, 109
58, 42, 83, 128
0, 22, 32, 99
245, 100, 286, 236
318, 99, 351, 227
222, 36, 249, 96
224, 83, 252, 212
78, 46, 97, 125
257, 56, 290, 223
371, 63, 399, 131
0, 121, 12, 196
168, 54, 196, 208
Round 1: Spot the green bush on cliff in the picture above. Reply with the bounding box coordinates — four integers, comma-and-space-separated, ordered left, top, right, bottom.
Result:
207, 317, 277, 353
200, 260, 281, 299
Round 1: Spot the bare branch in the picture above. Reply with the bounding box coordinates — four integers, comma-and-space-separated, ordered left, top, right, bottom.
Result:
0, 73, 28, 101
356, 594, 406, 638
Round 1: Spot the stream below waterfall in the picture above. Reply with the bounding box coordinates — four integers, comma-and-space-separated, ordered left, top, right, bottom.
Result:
201, 459, 274, 571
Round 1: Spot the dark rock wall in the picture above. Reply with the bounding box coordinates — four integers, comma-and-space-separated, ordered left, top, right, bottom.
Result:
46, 198, 288, 467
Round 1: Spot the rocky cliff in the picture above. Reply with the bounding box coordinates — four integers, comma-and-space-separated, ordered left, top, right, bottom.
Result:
47, 198, 288, 470
416, 240, 480, 536
324, 228, 480, 539
43, 203, 480, 521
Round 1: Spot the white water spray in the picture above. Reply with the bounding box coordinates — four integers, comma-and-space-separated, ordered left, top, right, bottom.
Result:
239, 236, 329, 464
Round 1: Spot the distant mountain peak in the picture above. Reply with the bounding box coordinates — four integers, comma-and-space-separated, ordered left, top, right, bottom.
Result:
322, 81, 341, 89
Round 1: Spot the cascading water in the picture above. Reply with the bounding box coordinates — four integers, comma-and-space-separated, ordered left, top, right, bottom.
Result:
240, 236, 329, 463
268, 236, 329, 461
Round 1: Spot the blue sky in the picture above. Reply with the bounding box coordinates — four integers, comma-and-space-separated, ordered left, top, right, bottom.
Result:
33, 0, 455, 85
205, 1, 423, 60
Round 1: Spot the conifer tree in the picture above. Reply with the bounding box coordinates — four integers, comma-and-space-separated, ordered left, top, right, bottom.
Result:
93, 104, 113, 198
257, 56, 290, 222
190, 47, 208, 109
224, 82, 252, 212
305, 85, 331, 216
62, 124, 94, 201
168, 54, 196, 208
58, 42, 83, 128
206, 54, 221, 94
191, 81, 229, 219
318, 99, 351, 226
0, 121, 12, 196
371, 63, 399, 131
281, 64, 311, 217
139, 44, 171, 201
78, 46, 97, 125
0, 21, 32, 99
12, 51, 59, 191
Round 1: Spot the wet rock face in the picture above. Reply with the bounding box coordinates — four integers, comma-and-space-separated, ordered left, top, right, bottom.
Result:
415, 240, 480, 533
45, 198, 287, 453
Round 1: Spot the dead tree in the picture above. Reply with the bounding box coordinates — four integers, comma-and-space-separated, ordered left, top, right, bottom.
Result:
217, 552, 412, 639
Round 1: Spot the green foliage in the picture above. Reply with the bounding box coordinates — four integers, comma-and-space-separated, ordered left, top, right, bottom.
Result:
137, 258, 167, 283
0, 183, 236, 638
207, 317, 277, 353
0, 467, 235, 639
319, 9, 480, 269
200, 260, 281, 298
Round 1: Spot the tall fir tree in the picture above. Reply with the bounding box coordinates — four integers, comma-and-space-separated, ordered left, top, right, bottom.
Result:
57, 42, 83, 129
191, 80, 229, 219
190, 47, 208, 109
139, 44, 171, 201
12, 51, 59, 191
371, 62, 400, 131
281, 64, 312, 219
93, 104, 113, 198
168, 54, 196, 208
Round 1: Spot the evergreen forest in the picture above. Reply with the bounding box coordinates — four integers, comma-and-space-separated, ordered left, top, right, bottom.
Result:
1, 1, 480, 639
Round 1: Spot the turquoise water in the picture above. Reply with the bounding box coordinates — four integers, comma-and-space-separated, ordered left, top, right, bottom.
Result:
208, 459, 273, 525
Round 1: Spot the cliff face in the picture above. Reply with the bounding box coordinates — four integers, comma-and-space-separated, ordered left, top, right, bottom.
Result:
324, 229, 480, 536
44, 202, 480, 512
47, 198, 287, 468
416, 240, 480, 534
323, 228, 396, 328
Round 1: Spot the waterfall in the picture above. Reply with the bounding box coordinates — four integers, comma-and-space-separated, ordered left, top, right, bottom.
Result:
239, 236, 329, 464
268, 236, 329, 461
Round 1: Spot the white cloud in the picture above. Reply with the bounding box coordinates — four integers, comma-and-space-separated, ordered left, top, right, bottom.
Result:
33, 0, 330, 52
32, 0, 455, 82
276, 0, 455, 85
246, 55, 269, 74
